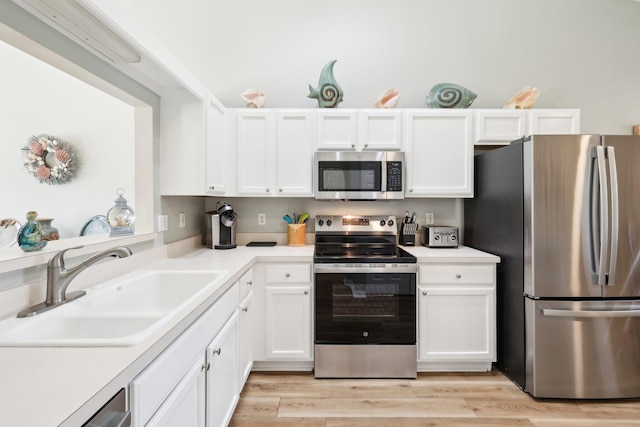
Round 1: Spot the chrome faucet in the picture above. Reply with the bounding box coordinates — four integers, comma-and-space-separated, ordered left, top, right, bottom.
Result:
17, 246, 133, 318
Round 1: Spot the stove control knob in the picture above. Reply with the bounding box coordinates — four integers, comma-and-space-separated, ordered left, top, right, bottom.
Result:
363, 331, 369, 337
326, 219, 332, 226
379, 220, 386, 226
388, 219, 394, 227
318, 219, 324, 226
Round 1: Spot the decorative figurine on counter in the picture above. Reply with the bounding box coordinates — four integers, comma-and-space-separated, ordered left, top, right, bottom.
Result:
308, 60, 344, 108
107, 188, 135, 237
426, 83, 477, 108
36, 217, 59, 241
503, 86, 540, 109
374, 87, 400, 108
240, 88, 266, 108
17, 211, 47, 252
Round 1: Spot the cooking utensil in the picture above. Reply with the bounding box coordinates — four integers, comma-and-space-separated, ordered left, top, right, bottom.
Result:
299, 212, 309, 224
410, 212, 417, 224
283, 215, 293, 224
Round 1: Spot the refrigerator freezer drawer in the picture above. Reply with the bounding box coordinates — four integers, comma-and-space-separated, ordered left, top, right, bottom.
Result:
526, 298, 640, 399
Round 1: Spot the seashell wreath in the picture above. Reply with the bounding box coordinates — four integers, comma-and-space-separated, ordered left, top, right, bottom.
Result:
22, 134, 76, 185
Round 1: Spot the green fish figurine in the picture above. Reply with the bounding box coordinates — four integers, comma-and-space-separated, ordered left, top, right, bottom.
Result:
308, 60, 344, 108
426, 83, 477, 108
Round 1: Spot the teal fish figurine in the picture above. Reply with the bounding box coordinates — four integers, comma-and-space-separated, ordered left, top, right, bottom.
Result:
426, 83, 477, 108
308, 60, 344, 108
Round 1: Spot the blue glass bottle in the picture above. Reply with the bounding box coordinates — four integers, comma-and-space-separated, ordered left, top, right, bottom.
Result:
18, 211, 47, 252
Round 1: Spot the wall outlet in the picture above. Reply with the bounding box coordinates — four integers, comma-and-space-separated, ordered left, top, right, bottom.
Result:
425, 212, 435, 225
179, 213, 186, 228
258, 213, 266, 226
157, 215, 169, 231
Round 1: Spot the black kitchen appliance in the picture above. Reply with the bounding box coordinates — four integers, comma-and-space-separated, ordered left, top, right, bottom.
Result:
313, 215, 417, 378
204, 201, 237, 249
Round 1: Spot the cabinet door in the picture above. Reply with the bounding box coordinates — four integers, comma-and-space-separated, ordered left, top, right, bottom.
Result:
265, 285, 312, 360
418, 286, 495, 362
359, 109, 403, 150
315, 110, 358, 150
239, 291, 254, 386
206, 310, 239, 427
146, 354, 206, 427
205, 94, 228, 195
528, 109, 580, 135
236, 110, 275, 195
275, 111, 314, 195
405, 110, 473, 197
474, 110, 526, 145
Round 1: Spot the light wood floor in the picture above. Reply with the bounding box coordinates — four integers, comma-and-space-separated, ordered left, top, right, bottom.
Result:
230, 369, 640, 426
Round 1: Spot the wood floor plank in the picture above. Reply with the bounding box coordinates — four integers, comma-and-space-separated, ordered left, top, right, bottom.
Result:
326, 417, 536, 426
411, 380, 528, 399
530, 420, 640, 427
230, 418, 326, 427
243, 379, 416, 398
465, 397, 583, 419
277, 397, 475, 418
231, 397, 280, 419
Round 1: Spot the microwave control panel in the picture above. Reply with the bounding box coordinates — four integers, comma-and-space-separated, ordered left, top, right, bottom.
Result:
386, 161, 403, 192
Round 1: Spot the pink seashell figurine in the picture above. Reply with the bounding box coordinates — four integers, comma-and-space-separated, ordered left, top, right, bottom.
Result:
374, 87, 400, 108
503, 86, 540, 109
240, 88, 266, 108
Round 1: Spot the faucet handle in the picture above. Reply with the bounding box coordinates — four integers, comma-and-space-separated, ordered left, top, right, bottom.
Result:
48, 246, 85, 268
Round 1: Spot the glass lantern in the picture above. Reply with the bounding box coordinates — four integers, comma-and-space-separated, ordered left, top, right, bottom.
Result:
107, 188, 135, 236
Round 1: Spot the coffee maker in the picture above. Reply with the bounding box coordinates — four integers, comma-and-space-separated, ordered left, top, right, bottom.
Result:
204, 201, 237, 249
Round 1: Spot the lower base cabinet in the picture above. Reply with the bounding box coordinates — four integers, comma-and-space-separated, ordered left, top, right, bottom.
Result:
206, 310, 240, 427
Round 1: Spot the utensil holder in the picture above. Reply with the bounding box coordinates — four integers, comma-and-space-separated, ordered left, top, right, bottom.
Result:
287, 223, 306, 246
400, 223, 418, 246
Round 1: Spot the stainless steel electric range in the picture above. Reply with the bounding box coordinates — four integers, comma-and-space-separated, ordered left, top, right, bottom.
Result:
313, 215, 418, 378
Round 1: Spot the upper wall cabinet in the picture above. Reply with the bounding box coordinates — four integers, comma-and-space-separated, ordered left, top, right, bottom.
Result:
233, 109, 313, 197
474, 109, 580, 145
205, 94, 228, 195
404, 110, 474, 198
315, 109, 403, 151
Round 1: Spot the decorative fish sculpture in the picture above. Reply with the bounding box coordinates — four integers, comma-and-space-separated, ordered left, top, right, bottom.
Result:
503, 86, 539, 109
426, 83, 477, 108
308, 60, 344, 108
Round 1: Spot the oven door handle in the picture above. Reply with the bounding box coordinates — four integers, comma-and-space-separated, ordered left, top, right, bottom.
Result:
314, 264, 418, 274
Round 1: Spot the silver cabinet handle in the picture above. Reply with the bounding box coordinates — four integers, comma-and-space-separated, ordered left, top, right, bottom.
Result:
242, 306, 249, 312
213, 348, 221, 356
456, 274, 461, 279
541, 308, 640, 318
285, 273, 290, 278
409, 188, 414, 192
351, 144, 355, 148
304, 290, 309, 295
364, 143, 368, 148
247, 280, 253, 286
266, 188, 270, 192
279, 188, 283, 192
209, 185, 215, 190
422, 290, 427, 296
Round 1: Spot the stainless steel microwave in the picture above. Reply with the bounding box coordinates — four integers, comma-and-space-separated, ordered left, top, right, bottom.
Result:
314, 151, 405, 200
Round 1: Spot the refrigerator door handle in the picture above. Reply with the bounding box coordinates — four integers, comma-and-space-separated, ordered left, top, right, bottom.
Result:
595, 146, 609, 288
541, 308, 640, 318
606, 146, 619, 286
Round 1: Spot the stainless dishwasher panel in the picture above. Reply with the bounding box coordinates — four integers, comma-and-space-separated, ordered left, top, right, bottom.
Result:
525, 298, 640, 399
83, 388, 131, 427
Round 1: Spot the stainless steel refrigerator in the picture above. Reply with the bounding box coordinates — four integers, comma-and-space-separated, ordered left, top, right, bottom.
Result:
465, 134, 640, 399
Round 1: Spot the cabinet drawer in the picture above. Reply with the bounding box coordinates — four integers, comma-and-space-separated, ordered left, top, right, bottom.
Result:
265, 264, 311, 283
131, 283, 239, 427
419, 264, 494, 284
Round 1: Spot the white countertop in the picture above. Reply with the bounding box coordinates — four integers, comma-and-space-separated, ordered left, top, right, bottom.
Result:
0, 243, 496, 427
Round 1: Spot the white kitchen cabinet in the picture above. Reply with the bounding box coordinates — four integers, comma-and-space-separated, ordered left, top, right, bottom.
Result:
404, 110, 474, 197
145, 354, 206, 427
417, 264, 496, 371
474, 109, 581, 145
315, 109, 402, 151
205, 93, 229, 195
275, 111, 314, 195
263, 263, 313, 360
315, 110, 358, 150
206, 309, 240, 427
528, 109, 580, 135
238, 290, 254, 385
130, 284, 240, 427
233, 110, 313, 196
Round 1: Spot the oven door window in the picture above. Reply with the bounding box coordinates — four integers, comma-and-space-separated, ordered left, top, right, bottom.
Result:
315, 272, 416, 344
318, 161, 382, 192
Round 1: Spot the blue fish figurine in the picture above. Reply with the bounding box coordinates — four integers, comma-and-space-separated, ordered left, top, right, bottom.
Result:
426, 83, 477, 108
308, 60, 344, 108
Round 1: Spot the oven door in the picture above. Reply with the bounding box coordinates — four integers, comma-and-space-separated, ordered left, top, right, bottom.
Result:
315, 270, 416, 345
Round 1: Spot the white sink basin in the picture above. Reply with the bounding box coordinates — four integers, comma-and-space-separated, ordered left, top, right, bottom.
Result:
0, 269, 227, 347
